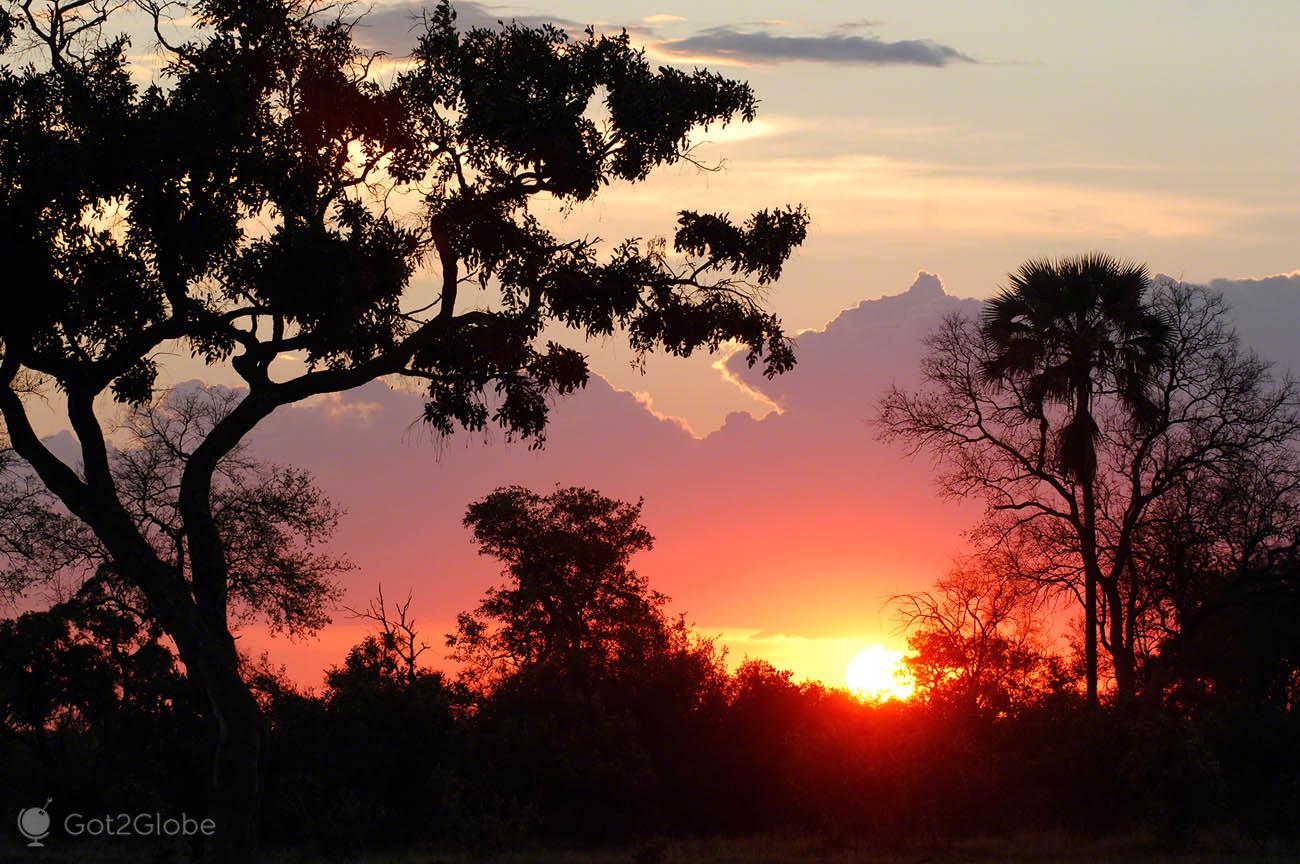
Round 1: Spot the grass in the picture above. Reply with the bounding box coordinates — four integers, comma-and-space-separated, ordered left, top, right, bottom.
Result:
267, 831, 1295, 864
4, 830, 1294, 863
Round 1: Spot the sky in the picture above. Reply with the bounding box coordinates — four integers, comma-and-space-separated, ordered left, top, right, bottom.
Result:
333, 0, 1300, 433
23, 1, 1300, 688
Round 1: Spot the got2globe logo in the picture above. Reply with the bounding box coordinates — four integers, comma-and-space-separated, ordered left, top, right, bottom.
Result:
16, 799, 52, 848
15, 799, 216, 847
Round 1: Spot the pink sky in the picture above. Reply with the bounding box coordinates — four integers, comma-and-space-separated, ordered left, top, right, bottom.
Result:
232, 274, 976, 687
232, 267, 1300, 690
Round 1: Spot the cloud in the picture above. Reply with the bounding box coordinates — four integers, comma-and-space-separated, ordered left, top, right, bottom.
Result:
834, 20, 883, 33
233, 273, 985, 683
181, 270, 1300, 687
352, 1, 582, 55
628, 390, 699, 438
564, 151, 1261, 243
1202, 272, 1300, 370
643, 14, 686, 25
656, 26, 975, 67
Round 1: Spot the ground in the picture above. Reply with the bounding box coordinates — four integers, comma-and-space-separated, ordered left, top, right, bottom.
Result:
3, 832, 1294, 863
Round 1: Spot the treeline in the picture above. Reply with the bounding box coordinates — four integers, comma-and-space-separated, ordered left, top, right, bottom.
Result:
3, 486, 1297, 857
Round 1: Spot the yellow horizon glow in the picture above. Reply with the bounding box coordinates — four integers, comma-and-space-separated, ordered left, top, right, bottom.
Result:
845, 645, 915, 702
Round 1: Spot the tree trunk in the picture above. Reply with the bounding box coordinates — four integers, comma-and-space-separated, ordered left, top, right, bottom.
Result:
1104, 579, 1137, 704
0, 392, 266, 861
1076, 390, 1101, 711
174, 629, 264, 863
1081, 518, 1100, 709
207, 675, 263, 862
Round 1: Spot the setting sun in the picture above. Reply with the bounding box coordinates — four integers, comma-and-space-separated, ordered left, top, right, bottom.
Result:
845, 645, 916, 702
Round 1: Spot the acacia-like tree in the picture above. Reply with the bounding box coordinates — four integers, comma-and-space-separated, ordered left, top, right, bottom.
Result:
978, 254, 1173, 707
0, 1, 806, 856
449, 485, 666, 691
879, 276, 1299, 707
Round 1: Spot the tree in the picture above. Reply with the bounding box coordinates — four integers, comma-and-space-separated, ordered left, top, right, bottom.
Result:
340, 586, 434, 689
448, 485, 729, 843
977, 254, 1172, 707
2, 385, 348, 631
313, 591, 457, 851
894, 555, 1056, 717
449, 485, 666, 690
1133, 399, 1300, 709
0, 1, 806, 855
0, 573, 204, 821
879, 276, 1299, 706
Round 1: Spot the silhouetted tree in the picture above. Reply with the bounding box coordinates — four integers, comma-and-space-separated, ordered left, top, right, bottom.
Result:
342, 585, 432, 688
1, 385, 348, 631
880, 276, 1299, 706
1137, 439, 1300, 710
895, 556, 1056, 716
449, 485, 664, 690
976, 254, 1172, 706
447, 486, 734, 842
0, 0, 806, 854
0, 573, 203, 821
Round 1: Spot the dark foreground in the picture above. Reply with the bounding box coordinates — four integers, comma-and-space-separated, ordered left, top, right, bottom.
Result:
4, 832, 1295, 864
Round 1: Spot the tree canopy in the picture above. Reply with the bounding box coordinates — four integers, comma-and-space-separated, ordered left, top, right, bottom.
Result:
449, 485, 668, 690
0, 2, 807, 857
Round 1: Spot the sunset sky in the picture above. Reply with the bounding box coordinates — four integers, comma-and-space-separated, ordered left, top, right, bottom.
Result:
31, 1, 1300, 688
339, 0, 1300, 434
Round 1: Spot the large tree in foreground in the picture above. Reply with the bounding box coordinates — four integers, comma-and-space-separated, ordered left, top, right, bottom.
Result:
0, 1, 807, 857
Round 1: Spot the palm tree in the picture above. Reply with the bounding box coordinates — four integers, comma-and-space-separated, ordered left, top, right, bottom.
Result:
979, 253, 1172, 707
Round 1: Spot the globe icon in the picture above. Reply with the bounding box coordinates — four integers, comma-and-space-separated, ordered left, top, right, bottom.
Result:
17, 799, 53, 847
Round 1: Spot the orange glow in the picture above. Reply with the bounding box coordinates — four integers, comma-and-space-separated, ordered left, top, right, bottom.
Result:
845, 645, 915, 702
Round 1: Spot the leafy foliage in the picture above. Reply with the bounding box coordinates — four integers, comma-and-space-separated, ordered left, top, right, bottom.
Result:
449, 485, 664, 690
980, 253, 1173, 482
1, 0, 806, 441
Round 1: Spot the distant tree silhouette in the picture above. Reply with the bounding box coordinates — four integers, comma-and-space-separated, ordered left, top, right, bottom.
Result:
342, 586, 433, 688
0, 573, 181, 738
449, 485, 664, 690
1135, 407, 1300, 710
880, 274, 1299, 707
447, 485, 732, 843
0, 1, 806, 854
0, 574, 203, 820
894, 556, 1056, 716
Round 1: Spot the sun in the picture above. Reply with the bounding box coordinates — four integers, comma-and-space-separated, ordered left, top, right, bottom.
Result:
845, 645, 915, 702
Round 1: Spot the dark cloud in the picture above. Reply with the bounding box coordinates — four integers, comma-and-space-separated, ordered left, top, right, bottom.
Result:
658, 26, 975, 67
351, 1, 582, 55
1201, 271, 1300, 371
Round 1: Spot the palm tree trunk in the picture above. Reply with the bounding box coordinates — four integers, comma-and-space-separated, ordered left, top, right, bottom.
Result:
1081, 481, 1101, 710
1075, 387, 1101, 710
